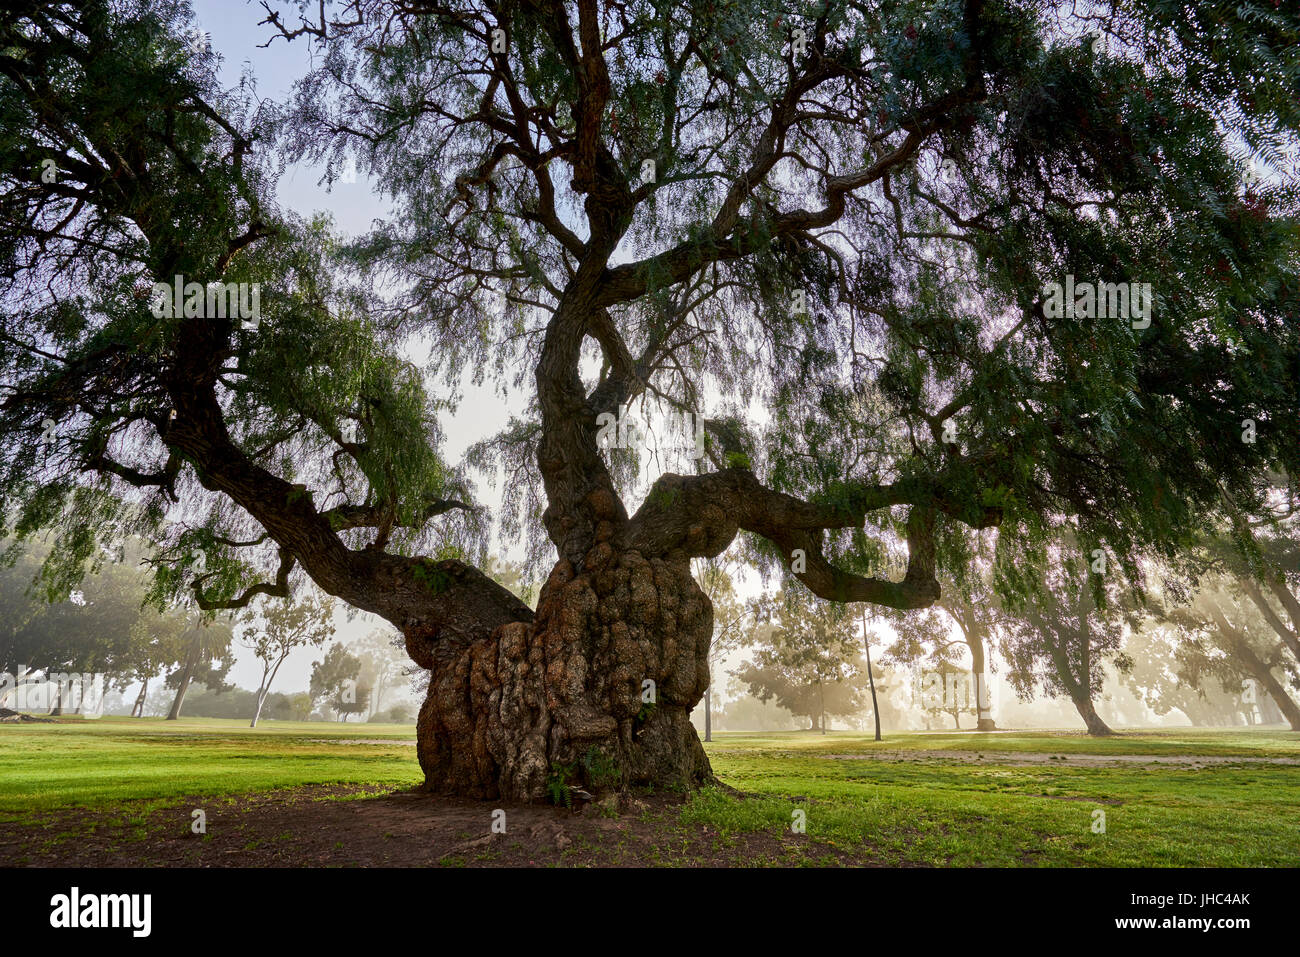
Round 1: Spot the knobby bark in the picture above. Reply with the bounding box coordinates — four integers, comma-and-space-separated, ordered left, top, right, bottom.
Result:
411, 548, 712, 800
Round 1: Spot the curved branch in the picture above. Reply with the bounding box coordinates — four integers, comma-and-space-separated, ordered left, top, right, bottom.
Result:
194, 548, 294, 611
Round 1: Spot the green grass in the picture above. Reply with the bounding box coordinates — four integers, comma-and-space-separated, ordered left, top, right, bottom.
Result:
688, 728, 1300, 866
2, 719, 1297, 866
0, 716, 420, 820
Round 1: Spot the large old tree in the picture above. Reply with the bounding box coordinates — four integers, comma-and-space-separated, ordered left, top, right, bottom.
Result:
1, 0, 1297, 799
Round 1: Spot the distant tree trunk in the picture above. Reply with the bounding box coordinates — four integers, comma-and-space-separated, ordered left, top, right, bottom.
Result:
862, 611, 881, 742
48, 680, 62, 716
969, 634, 996, 731
704, 679, 712, 743
369, 673, 388, 720
166, 640, 202, 720
131, 678, 148, 718
250, 688, 268, 728
819, 679, 826, 734
1258, 693, 1284, 726
946, 601, 997, 731
251, 654, 289, 728
1071, 690, 1114, 736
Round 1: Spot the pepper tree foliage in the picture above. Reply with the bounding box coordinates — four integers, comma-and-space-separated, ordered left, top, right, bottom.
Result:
0, 0, 1297, 648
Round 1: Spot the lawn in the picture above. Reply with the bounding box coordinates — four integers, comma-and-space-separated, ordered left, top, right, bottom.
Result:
686, 728, 1300, 866
0, 716, 422, 819
1, 718, 1296, 866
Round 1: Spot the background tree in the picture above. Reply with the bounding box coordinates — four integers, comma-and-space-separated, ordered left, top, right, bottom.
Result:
288, 691, 314, 722
0, 537, 204, 715
162, 616, 235, 720
310, 642, 364, 721
242, 592, 335, 727
736, 588, 871, 732
916, 657, 980, 730
1124, 492, 1300, 729
1181, 579, 1300, 730
371, 702, 414, 723
2, 0, 1297, 798
999, 538, 1134, 736
352, 628, 407, 720
118, 608, 187, 718
694, 556, 749, 741
877, 528, 1004, 729
1117, 624, 1250, 727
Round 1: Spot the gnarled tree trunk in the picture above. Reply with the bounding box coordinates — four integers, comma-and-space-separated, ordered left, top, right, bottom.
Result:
408, 548, 714, 801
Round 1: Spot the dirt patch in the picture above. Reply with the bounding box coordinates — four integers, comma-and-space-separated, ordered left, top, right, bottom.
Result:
821, 749, 1300, 767
0, 785, 866, 868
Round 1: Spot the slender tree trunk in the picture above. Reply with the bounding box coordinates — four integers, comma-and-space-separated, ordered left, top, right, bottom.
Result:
48, 680, 62, 717
250, 687, 267, 728
131, 678, 148, 718
862, 610, 881, 742
704, 678, 712, 743
166, 639, 202, 721
251, 655, 289, 729
968, 632, 996, 731
819, 678, 826, 734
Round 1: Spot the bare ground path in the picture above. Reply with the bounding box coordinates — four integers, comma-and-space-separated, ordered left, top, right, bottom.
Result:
0, 784, 859, 868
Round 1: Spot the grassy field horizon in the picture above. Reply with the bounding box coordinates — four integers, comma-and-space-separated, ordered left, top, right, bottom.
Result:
1, 718, 1296, 866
